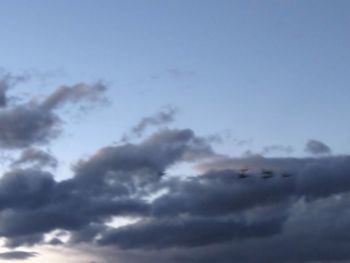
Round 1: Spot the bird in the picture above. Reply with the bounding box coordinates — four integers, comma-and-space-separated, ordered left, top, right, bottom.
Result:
281, 172, 292, 178
238, 168, 249, 179
158, 171, 166, 176
261, 169, 274, 179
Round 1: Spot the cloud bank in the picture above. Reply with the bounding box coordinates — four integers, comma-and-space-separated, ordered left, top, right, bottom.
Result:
0, 74, 348, 263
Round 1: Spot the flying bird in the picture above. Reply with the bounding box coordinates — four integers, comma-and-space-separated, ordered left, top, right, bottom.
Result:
158, 171, 166, 176
281, 172, 292, 178
261, 169, 274, 179
238, 168, 249, 179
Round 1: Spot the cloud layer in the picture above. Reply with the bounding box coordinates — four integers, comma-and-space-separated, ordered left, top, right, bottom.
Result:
0, 75, 349, 263
0, 131, 349, 262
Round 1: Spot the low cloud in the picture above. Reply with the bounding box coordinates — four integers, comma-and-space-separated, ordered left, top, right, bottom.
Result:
0, 75, 348, 263
305, 139, 332, 155
98, 215, 283, 249
0, 251, 38, 260
11, 148, 58, 169
0, 128, 216, 248
0, 127, 349, 263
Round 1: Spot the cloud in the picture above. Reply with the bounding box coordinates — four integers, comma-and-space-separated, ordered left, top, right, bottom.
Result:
122, 106, 177, 141
0, 251, 38, 260
197, 154, 350, 199
0, 128, 216, 247
11, 148, 58, 168
98, 216, 284, 249
93, 193, 350, 263
262, 144, 293, 155
131, 106, 176, 138
40, 81, 107, 111
0, 104, 60, 148
305, 139, 332, 155
0, 85, 349, 263
0, 133, 350, 262
0, 170, 54, 206
0, 72, 28, 108
0, 81, 107, 149
72, 128, 216, 200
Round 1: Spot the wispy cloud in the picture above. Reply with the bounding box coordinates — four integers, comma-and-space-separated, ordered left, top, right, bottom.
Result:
0, 251, 38, 260
0, 80, 108, 149
122, 106, 177, 141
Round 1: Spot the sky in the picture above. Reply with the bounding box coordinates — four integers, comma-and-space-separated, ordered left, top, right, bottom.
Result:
0, 1, 349, 262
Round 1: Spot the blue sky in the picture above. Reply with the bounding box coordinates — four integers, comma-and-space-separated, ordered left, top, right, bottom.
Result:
0, 0, 349, 160
0, 2, 349, 262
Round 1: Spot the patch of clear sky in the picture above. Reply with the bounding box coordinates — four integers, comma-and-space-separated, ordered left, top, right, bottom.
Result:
0, 0, 349, 178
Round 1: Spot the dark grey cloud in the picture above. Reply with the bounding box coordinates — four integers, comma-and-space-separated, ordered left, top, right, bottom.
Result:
0, 116, 349, 263
0, 128, 215, 247
305, 139, 332, 155
74, 128, 215, 195
0, 104, 60, 148
0, 251, 38, 260
98, 215, 284, 249
95, 193, 350, 263
12, 148, 57, 168
0, 82, 107, 149
1, 146, 350, 260
197, 155, 350, 199
0, 169, 55, 211
48, 237, 64, 246
146, 154, 350, 246
151, 169, 293, 218
4, 234, 44, 248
